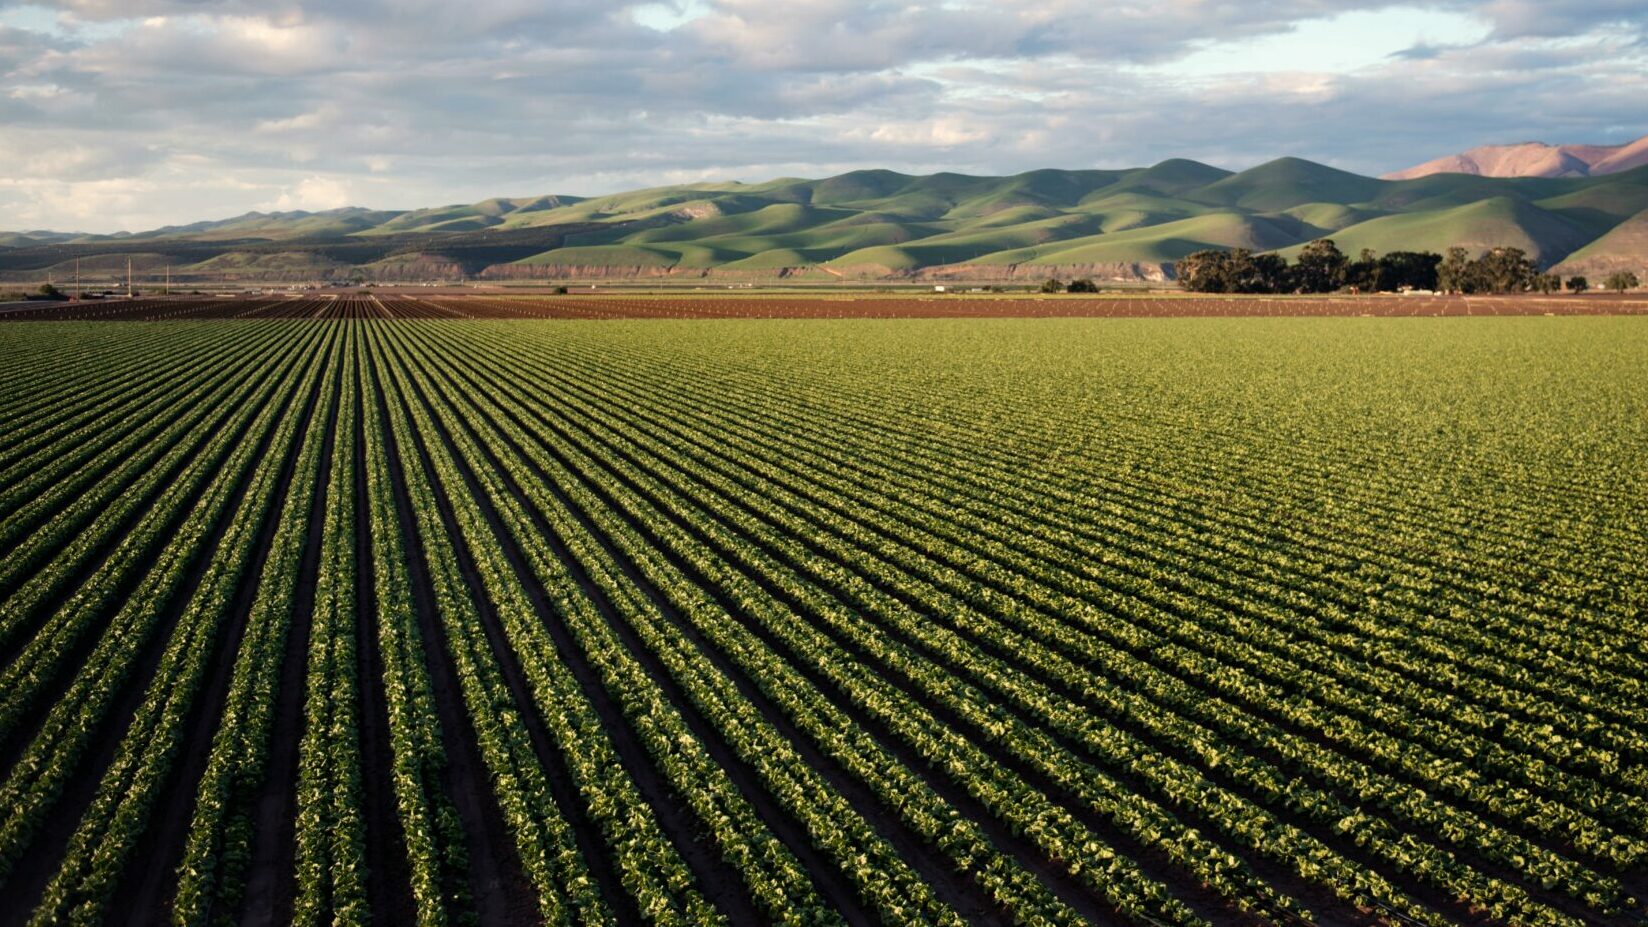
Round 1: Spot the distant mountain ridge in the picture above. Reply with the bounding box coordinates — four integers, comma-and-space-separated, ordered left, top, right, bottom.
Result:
4, 159, 1647, 283
1384, 133, 1648, 180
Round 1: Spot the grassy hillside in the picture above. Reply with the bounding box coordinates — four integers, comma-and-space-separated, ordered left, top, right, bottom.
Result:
182, 251, 354, 275
7, 161, 1647, 281
1191, 158, 1386, 211
1277, 197, 1594, 263
980, 213, 1304, 266
1551, 208, 1648, 278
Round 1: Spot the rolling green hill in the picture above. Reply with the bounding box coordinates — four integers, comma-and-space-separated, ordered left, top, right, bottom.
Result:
6, 159, 1647, 283
1191, 158, 1385, 212
1275, 197, 1596, 264
1551, 208, 1648, 279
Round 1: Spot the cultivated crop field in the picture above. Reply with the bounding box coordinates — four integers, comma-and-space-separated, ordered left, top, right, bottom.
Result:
0, 314, 1645, 927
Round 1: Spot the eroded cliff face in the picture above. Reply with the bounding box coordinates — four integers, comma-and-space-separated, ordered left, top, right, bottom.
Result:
477, 263, 713, 280
909, 262, 1173, 282
364, 254, 470, 281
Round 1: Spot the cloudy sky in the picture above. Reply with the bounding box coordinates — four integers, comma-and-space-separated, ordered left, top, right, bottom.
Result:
1, 0, 1644, 232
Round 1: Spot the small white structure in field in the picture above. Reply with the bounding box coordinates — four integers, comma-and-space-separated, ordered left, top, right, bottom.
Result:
933, 285, 947, 293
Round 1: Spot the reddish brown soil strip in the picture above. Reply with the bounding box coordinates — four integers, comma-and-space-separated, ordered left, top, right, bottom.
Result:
7, 292, 1648, 320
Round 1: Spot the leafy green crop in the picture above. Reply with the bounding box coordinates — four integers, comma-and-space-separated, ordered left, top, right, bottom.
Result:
0, 316, 1644, 927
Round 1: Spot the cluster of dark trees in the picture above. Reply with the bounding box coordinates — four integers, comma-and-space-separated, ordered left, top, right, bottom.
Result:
1602, 271, 1641, 291
1040, 278, 1100, 293
1178, 240, 1441, 294
1503, 272, 1636, 293
1436, 246, 1556, 294
1177, 239, 1625, 295
23, 283, 71, 301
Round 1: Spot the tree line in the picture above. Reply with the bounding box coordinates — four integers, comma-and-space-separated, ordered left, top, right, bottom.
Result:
1177, 240, 1639, 295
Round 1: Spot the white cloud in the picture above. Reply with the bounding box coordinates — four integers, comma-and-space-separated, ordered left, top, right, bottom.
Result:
860, 118, 991, 147
259, 175, 354, 211
254, 105, 342, 133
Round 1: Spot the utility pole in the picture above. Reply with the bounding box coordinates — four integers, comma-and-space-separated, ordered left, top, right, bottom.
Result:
127, 258, 132, 298
76, 258, 81, 298
165, 265, 170, 295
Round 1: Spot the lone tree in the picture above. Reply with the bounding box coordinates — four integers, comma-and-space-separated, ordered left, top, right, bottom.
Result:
1604, 271, 1640, 292
1437, 247, 1473, 293
1176, 250, 1233, 292
1293, 239, 1348, 293
1477, 247, 1537, 293
1345, 248, 1379, 293
1039, 278, 1065, 294
1376, 251, 1442, 291
1567, 276, 1589, 293
1066, 278, 1099, 293
1176, 248, 1286, 293
1245, 253, 1290, 294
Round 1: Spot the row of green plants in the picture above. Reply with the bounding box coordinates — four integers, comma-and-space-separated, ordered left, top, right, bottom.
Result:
0, 324, 290, 594
393, 325, 1096, 926
356, 333, 474, 927
23, 325, 335, 926
474, 321, 1634, 917
653, 324, 1648, 760
2, 318, 1642, 927
0, 323, 240, 518
0, 326, 318, 699
292, 329, 369, 927
0, 327, 260, 553
392, 323, 992, 926
0, 322, 230, 472
652, 324, 1648, 771
0, 328, 323, 900
661, 350, 1648, 848
425, 325, 1306, 925
461, 328, 1483, 917
373, 326, 732, 927
744, 338, 1648, 750
172, 328, 343, 927
368, 331, 613, 926
375, 328, 851, 925
561, 326, 1648, 783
